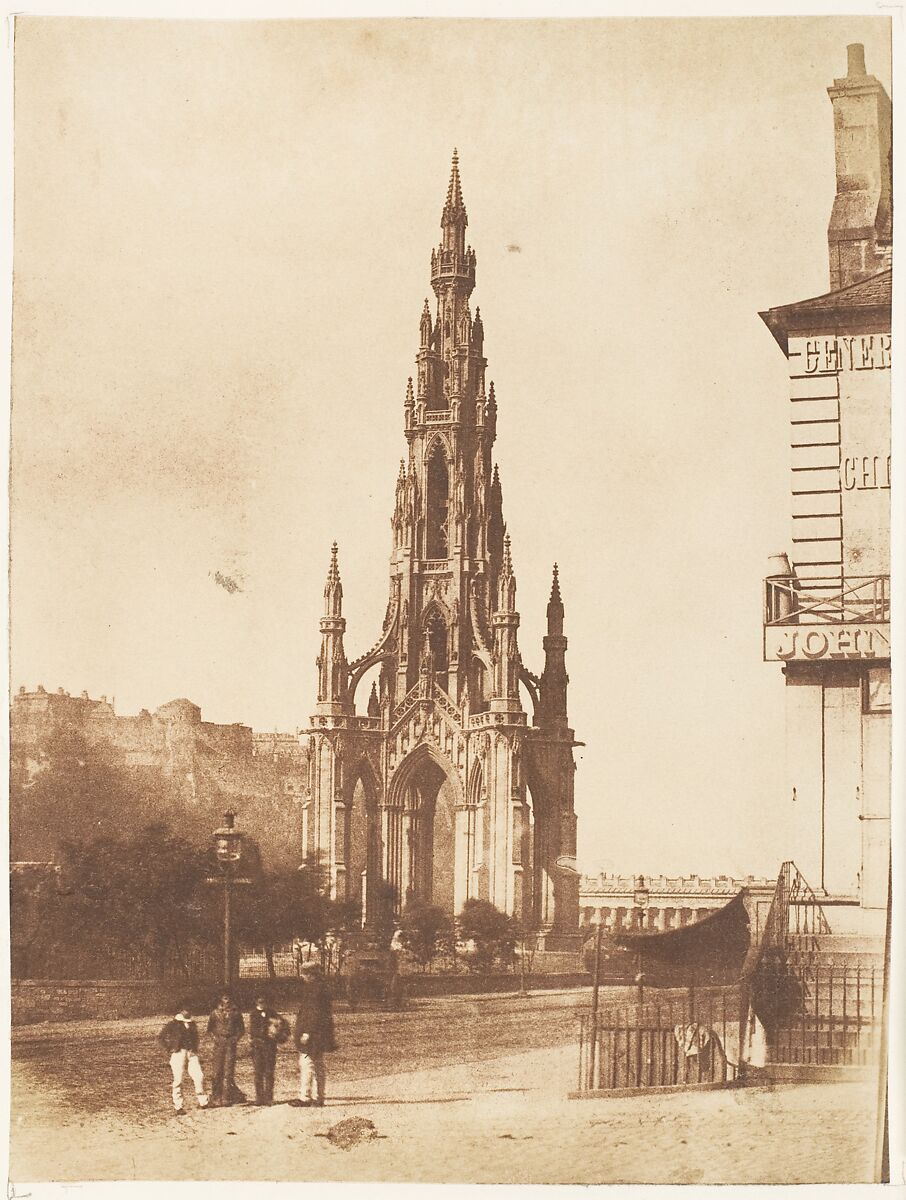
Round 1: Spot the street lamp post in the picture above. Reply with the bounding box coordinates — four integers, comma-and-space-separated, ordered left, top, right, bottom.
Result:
213, 810, 244, 988
633, 874, 650, 1005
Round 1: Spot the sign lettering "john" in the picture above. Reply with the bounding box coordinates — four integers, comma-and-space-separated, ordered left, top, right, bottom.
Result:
766, 625, 890, 662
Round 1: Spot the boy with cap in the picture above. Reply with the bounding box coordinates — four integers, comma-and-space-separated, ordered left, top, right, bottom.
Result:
207, 991, 246, 1106
157, 1000, 210, 1116
248, 992, 283, 1105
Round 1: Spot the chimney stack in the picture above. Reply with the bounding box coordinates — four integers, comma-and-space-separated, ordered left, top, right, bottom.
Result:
826, 44, 892, 291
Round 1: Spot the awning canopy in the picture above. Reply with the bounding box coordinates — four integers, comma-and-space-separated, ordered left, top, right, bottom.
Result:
613, 890, 751, 972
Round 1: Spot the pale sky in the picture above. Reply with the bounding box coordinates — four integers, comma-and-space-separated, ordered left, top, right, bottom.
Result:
11, 16, 893, 877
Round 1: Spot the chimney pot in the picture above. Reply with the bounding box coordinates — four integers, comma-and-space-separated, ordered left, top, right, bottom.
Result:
847, 43, 867, 78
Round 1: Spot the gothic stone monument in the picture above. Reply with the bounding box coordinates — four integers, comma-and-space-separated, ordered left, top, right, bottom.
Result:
305, 153, 580, 947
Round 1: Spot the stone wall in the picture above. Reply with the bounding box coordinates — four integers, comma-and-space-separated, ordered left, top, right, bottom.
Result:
12, 972, 588, 1026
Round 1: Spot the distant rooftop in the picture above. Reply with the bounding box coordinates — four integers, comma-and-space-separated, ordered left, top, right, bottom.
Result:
580, 872, 775, 895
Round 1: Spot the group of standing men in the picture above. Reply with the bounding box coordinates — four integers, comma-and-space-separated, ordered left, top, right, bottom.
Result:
157, 961, 336, 1116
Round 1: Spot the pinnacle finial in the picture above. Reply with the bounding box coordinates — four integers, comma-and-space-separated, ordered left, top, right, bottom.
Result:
443, 148, 466, 222
323, 541, 343, 613
448, 148, 460, 196
503, 532, 513, 575
405, 377, 414, 406
550, 562, 562, 603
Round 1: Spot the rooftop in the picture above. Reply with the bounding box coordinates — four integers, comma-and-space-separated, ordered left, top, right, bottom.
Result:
760, 268, 892, 353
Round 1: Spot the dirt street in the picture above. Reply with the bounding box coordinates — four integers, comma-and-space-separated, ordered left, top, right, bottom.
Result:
10, 989, 879, 1184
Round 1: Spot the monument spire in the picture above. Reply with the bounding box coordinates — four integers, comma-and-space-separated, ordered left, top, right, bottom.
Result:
306, 153, 579, 945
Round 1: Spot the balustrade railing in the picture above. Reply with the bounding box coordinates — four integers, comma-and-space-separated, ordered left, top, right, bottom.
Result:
764, 575, 889, 626
756, 860, 831, 966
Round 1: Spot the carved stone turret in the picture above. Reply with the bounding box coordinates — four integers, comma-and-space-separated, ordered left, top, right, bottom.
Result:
539, 563, 569, 730
314, 544, 351, 716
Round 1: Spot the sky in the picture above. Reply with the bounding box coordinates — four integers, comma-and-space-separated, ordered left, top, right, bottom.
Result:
10, 15, 893, 878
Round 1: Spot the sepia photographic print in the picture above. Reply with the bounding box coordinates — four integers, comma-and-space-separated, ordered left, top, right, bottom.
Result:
6, 9, 898, 1189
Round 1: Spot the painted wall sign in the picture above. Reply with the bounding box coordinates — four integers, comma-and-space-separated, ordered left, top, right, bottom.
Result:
842, 454, 891, 490
804, 334, 891, 374
765, 624, 890, 662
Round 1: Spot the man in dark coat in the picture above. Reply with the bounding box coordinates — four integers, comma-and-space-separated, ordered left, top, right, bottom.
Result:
207, 992, 245, 1106
248, 992, 281, 1106
157, 1000, 209, 1115
293, 962, 336, 1107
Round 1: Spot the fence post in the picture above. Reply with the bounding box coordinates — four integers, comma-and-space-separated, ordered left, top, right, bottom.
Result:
588, 923, 602, 1091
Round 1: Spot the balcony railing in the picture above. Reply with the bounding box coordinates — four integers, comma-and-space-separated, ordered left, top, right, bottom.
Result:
764, 575, 889, 627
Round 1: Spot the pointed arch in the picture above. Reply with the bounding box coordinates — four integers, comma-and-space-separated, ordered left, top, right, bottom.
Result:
388, 742, 463, 808
345, 754, 381, 807
385, 742, 463, 913
344, 755, 381, 920
424, 432, 453, 464
467, 757, 485, 806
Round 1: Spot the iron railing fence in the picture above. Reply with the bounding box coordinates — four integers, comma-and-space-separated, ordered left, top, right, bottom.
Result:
754, 960, 882, 1068
13, 941, 318, 981
577, 986, 745, 1094
12, 941, 225, 982
757, 860, 832, 966
744, 862, 880, 1067
764, 574, 889, 626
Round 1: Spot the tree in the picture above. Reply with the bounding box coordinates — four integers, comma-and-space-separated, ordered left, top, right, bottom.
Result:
399, 900, 454, 971
10, 727, 163, 859
457, 899, 516, 973
369, 880, 400, 948
10, 866, 64, 978
57, 823, 211, 977
232, 854, 333, 977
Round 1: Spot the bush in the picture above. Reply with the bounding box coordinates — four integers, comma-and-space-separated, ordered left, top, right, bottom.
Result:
398, 901, 454, 971
456, 899, 516, 973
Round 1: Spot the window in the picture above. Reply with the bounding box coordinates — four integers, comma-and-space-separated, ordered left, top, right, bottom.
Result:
425, 445, 449, 559
864, 667, 891, 713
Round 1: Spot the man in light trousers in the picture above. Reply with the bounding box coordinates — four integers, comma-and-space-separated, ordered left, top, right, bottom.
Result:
292, 961, 336, 1107
157, 1001, 210, 1116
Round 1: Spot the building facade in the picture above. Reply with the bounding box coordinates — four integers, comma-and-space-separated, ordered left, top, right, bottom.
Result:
304, 154, 580, 943
579, 873, 775, 939
760, 45, 891, 934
